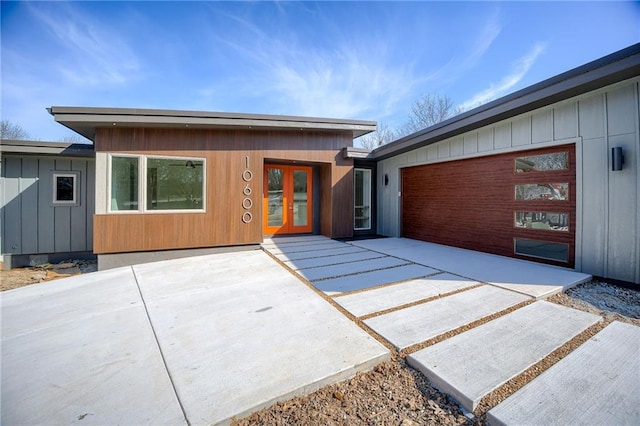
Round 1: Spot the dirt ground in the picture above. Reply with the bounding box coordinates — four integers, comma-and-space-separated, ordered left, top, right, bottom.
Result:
1, 268, 637, 425
0, 260, 97, 292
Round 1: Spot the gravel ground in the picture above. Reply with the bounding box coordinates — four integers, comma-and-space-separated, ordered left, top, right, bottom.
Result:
233, 279, 639, 426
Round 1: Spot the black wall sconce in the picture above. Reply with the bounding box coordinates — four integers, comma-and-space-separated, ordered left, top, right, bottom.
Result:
612, 147, 624, 171
384, 173, 389, 186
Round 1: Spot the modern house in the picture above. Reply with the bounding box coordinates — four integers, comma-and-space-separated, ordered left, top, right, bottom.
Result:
1, 43, 638, 285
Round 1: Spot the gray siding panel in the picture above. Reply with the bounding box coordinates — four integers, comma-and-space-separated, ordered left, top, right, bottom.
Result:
3, 157, 22, 254
532, 109, 553, 143
2, 153, 95, 259
580, 138, 607, 276
20, 158, 39, 254
37, 158, 55, 253
512, 116, 531, 146
607, 84, 636, 136
554, 102, 578, 140
579, 94, 605, 139
607, 133, 637, 282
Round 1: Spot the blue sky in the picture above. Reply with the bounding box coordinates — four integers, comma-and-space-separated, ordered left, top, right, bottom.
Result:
1, 1, 639, 143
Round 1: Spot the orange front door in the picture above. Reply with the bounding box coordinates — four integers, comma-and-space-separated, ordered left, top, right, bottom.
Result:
263, 165, 313, 235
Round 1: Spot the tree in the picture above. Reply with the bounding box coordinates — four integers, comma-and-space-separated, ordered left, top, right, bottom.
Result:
1, 120, 30, 140
357, 122, 394, 149
396, 94, 461, 138
62, 134, 90, 144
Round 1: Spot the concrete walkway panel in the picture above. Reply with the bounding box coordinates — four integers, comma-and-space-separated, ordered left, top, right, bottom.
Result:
298, 256, 409, 281
1, 269, 186, 425
266, 241, 348, 255
272, 245, 367, 262
283, 251, 386, 271
262, 235, 330, 246
365, 285, 530, 350
313, 264, 439, 295
487, 321, 640, 426
133, 251, 389, 425
334, 273, 478, 317
408, 301, 601, 412
350, 238, 591, 298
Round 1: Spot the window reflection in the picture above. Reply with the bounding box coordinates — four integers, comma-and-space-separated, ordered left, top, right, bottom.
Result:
515, 183, 568, 200
515, 212, 568, 231
515, 152, 568, 173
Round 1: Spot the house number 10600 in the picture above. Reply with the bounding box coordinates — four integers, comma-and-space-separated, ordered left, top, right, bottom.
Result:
241, 156, 253, 223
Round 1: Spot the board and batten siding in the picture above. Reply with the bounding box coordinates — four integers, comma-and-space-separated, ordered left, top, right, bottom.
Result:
378, 78, 640, 284
1, 154, 95, 258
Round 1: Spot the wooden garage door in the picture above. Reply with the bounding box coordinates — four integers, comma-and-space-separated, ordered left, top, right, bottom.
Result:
401, 144, 576, 267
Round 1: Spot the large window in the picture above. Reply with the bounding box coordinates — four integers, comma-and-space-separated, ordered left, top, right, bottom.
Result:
109, 155, 205, 213
354, 168, 372, 230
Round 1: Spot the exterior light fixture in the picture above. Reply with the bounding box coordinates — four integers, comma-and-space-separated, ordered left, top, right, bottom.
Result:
612, 147, 624, 171
384, 173, 389, 186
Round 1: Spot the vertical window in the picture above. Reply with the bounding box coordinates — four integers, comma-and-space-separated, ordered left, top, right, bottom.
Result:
354, 168, 372, 230
110, 156, 139, 211
52, 172, 79, 206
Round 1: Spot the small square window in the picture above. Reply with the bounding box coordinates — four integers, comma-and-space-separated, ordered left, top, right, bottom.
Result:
52, 172, 80, 206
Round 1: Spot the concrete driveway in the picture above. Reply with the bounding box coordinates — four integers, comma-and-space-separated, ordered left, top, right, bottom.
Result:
1, 249, 388, 425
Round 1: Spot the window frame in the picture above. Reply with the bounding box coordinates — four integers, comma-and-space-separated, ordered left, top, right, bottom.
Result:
52, 171, 80, 206
107, 154, 206, 214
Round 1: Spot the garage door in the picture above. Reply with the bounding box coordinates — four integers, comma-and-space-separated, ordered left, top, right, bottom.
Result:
401, 144, 576, 267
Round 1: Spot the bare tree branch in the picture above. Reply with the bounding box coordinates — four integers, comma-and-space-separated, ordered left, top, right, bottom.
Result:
357, 122, 394, 149
396, 94, 461, 138
1, 120, 30, 140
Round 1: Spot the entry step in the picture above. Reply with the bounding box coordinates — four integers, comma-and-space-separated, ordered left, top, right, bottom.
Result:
407, 301, 601, 412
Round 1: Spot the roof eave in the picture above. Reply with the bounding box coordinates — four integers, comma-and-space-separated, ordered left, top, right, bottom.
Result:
48, 107, 377, 141
372, 43, 640, 161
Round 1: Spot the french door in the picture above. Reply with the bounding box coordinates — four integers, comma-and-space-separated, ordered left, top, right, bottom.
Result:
263, 165, 313, 234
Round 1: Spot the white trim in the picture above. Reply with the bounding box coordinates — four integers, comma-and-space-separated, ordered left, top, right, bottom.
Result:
574, 136, 584, 272
52, 171, 80, 206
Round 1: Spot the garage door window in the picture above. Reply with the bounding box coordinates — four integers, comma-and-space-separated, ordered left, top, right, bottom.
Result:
515, 183, 568, 201
514, 238, 569, 263
515, 212, 568, 231
515, 152, 568, 173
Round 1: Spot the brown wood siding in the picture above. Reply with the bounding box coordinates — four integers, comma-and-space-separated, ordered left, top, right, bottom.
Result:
94, 127, 353, 254
401, 144, 576, 266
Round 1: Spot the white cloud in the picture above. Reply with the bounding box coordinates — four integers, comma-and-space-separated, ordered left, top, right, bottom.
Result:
27, 2, 140, 86
459, 42, 546, 111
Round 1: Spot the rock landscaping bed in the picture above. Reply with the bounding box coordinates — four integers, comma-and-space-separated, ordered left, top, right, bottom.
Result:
0, 260, 97, 292
233, 279, 638, 426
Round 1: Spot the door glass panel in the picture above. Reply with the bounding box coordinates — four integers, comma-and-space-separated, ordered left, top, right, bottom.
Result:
354, 169, 371, 230
293, 170, 308, 226
267, 169, 283, 227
